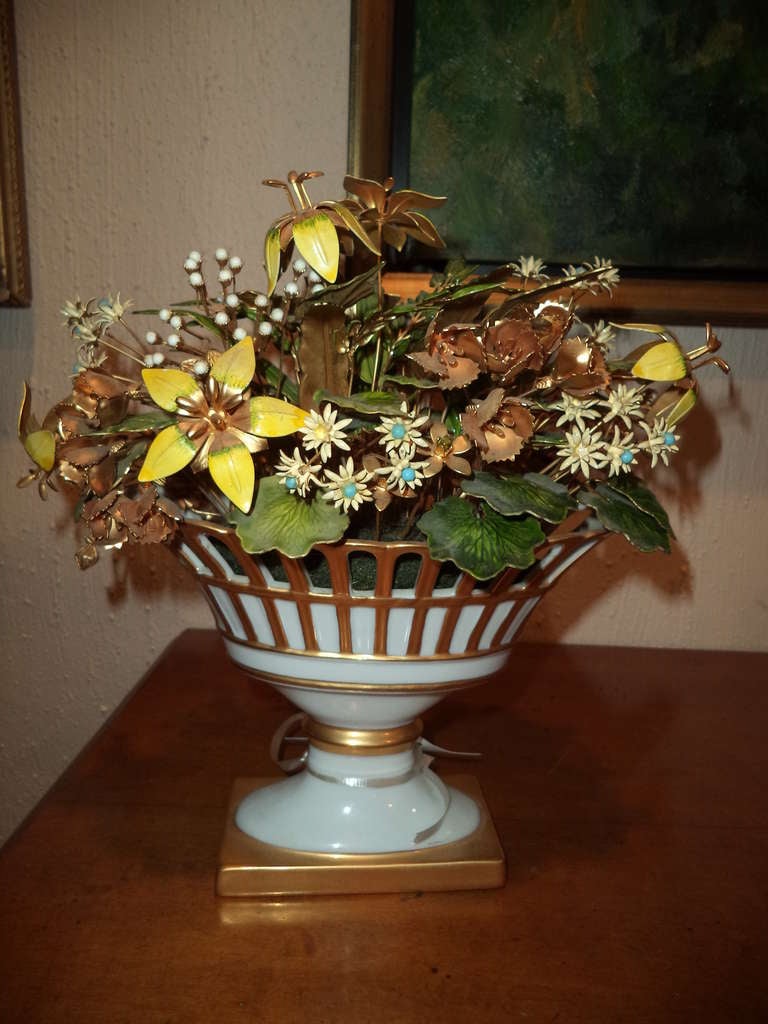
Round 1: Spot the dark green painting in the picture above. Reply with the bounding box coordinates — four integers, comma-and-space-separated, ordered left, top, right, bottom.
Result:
401, 0, 768, 271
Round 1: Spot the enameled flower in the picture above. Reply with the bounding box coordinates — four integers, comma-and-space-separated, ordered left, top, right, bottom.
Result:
377, 448, 428, 493
138, 336, 306, 512
557, 427, 605, 479
93, 293, 131, 327
374, 402, 430, 457
554, 393, 600, 432
511, 255, 548, 280
299, 404, 352, 462
275, 447, 321, 497
423, 422, 472, 477
603, 383, 645, 429
602, 425, 639, 477
639, 417, 679, 468
321, 457, 373, 512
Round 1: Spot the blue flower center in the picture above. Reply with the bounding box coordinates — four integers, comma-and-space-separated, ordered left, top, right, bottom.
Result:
391, 423, 407, 439
343, 482, 358, 498
401, 466, 416, 482
285, 475, 297, 490
620, 450, 634, 464
663, 432, 676, 445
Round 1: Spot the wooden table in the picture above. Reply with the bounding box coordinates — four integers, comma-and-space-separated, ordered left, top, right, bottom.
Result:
2, 632, 767, 1022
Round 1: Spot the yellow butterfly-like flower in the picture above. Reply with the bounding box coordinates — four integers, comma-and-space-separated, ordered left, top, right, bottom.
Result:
138, 336, 306, 512
262, 170, 380, 294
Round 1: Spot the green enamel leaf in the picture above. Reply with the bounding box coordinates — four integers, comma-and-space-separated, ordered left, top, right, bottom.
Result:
461, 471, 574, 523
418, 497, 545, 580
578, 486, 671, 553
296, 265, 379, 315
602, 475, 673, 535
314, 390, 405, 416
96, 412, 175, 435
257, 359, 299, 403
380, 374, 439, 389
232, 475, 348, 558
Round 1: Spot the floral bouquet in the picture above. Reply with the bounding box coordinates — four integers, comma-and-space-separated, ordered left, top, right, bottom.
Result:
18, 170, 729, 579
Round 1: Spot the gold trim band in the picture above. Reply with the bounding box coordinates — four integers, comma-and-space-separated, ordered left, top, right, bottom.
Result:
306, 718, 422, 756
240, 665, 487, 695
307, 718, 422, 748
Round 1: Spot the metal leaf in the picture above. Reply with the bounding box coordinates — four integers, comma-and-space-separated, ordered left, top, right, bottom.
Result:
298, 305, 350, 411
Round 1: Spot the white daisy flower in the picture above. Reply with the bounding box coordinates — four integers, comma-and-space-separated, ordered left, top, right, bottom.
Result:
511, 255, 548, 280
275, 447, 321, 497
603, 425, 639, 477
299, 404, 352, 463
554, 393, 601, 432
93, 293, 131, 326
585, 319, 615, 351
321, 457, 373, 512
639, 417, 679, 468
376, 448, 429, 493
374, 402, 430, 457
603, 383, 645, 429
558, 427, 605, 479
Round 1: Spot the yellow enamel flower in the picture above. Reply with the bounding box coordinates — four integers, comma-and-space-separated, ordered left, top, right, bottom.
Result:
138, 336, 306, 512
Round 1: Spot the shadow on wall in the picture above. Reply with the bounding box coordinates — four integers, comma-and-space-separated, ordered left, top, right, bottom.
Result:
105, 541, 202, 608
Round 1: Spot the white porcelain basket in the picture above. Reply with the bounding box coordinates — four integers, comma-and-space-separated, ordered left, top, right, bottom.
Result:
176, 513, 600, 854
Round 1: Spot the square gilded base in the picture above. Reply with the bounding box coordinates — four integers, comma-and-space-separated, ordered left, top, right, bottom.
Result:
217, 775, 506, 897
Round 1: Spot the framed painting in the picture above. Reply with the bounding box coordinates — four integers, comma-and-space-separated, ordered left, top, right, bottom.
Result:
349, 0, 768, 324
0, 0, 31, 307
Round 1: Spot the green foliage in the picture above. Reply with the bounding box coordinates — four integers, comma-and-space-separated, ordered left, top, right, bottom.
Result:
232, 476, 348, 557
418, 496, 545, 579
578, 485, 671, 553
461, 471, 574, 522
602, 473, 673, 535
95, 412, 174, 434
315, 390, 405, 416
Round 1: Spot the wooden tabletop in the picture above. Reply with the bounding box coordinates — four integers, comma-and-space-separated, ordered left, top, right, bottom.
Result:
2, 631, 767, 1023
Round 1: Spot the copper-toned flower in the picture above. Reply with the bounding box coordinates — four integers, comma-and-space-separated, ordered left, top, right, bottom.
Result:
76, 484, 183, 568
343, 175, 446, 252
461, 390, 533, 464
423, 423, 472, 478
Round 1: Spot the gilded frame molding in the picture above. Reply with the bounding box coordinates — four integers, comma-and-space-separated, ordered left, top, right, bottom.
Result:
0, 0, 30, 307
348, 0, 768, 326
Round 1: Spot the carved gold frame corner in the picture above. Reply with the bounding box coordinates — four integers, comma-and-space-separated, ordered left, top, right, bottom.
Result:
1, 0, 31, 307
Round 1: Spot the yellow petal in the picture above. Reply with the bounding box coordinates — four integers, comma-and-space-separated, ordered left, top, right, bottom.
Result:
630, 342, 687, 382
210, 336, 255, 390
326, 202, 380, 255
265, 225, 282, 296
665, 387, 697, 426
293, 212, 339, 283
247, 396, 308, 437
24, 429, 56, 471
208, 442, 255, 513
142, 368, 201, 412
138, 424, 197, 481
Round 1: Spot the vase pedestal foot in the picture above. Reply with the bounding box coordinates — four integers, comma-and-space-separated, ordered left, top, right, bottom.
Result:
217, 775, 506, 897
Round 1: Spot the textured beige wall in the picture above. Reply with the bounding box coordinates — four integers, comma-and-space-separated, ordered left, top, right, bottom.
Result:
1, 0, 766, 846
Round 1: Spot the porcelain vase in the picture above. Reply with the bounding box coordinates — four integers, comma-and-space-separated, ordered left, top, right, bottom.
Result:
176, 514, 599, 855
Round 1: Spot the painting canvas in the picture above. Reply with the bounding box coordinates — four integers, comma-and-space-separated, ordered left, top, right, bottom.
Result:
392, 0, 768, 274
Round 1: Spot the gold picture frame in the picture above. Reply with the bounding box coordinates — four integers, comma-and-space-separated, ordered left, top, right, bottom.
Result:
1, 0, 30, 307
348, 0, 768, 326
